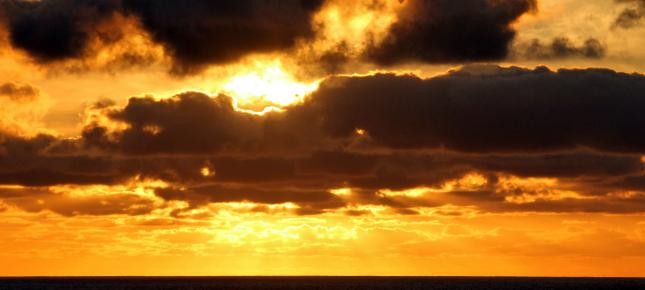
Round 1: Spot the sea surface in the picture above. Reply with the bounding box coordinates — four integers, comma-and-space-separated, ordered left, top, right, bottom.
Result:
0, 277, 644, 290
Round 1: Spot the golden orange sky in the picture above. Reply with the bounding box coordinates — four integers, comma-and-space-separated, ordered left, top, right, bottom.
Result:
1, 0, 645, 276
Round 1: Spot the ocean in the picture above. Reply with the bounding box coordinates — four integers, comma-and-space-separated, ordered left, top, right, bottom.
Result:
0, 277, 644, 290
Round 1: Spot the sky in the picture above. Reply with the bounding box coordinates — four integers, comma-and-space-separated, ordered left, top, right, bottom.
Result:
0, 0, 645, 276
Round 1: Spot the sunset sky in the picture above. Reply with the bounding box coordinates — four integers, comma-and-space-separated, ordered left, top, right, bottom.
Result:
1, 0, 645, 276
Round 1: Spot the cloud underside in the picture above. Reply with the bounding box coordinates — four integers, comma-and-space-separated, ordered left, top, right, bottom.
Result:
1, 65, 645, 216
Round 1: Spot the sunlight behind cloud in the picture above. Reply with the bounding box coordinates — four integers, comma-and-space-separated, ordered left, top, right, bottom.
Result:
221, 60, 320, 112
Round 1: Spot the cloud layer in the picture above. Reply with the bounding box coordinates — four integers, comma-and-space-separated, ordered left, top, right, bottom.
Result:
2, 65, 645, 216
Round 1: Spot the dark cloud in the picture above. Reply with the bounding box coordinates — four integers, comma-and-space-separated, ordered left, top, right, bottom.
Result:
614, 7, 643, 28
613, 0, 645, 29
365, 0, 537, 65
518, 37, 606, 59
121, 0, 325, 74
0, 82, 39, 101
297, 65, 645, 153
0, 0, 324, 73
0, 169, 122, 187
579, 173, 645, 194
0, 0, 122, 62
83, 92, 263, 154
0, 133, 126, 186
466, 152, 643, 178
489, 195, 645, 214
209, 157, 296, 183
4, 127, 645, 214
0, 133, 57, 157
341, 151, 643, 182
300, 150, 378, 176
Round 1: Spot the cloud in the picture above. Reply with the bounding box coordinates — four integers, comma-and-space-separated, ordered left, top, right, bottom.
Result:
0, 82, 39, 101
516, 37, 606, 60
297, 65, 645, 153
121, 0, 324, 74
613, 0, 645, 29
364, 0, 537, 65
0, 186, 156, 216
10, 127, 644, 189
4, 127, 645, 214
0, 0, 324, 74
0, 169, 122, 187
82, 92, 263, 154
487, 194, 645, 214
0, 0, 122, 62
0, 82, 47, 134
0, 133, 126, 186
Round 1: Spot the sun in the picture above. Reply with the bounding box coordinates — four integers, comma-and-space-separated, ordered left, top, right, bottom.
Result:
221, 60, 320, 112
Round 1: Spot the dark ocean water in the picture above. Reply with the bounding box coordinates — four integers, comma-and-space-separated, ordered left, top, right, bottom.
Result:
1, 277, 644, 290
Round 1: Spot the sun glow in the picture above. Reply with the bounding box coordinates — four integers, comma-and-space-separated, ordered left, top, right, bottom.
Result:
221, 60, 320, 111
